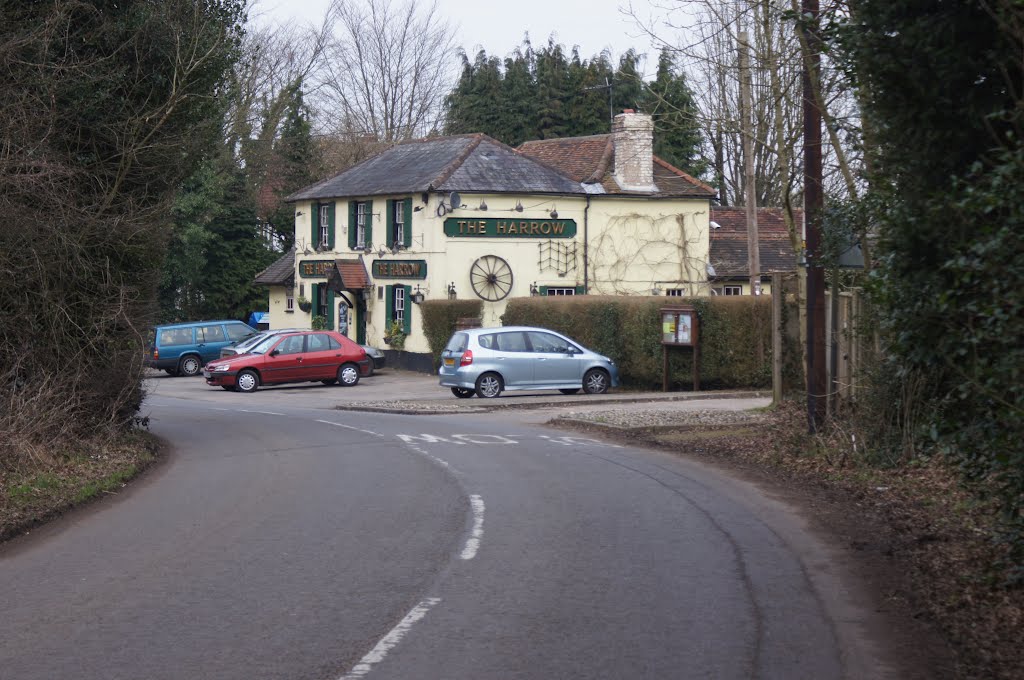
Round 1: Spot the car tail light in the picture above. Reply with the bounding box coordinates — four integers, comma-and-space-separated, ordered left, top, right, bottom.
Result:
153, 348, 159, 359
459, 350, 473, 366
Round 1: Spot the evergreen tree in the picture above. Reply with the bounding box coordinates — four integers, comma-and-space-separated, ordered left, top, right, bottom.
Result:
646, 48, 707, 177
534, 39, 570, 138
265, 79, 321, 251
502, 45, 539, 146
612, 49, 645, 113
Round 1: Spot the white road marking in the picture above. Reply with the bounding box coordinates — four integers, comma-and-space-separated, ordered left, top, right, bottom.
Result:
240, 409, 285, 416
338, 597, 442, 679
460, 495, 485, 560
539, 434, 622, 448
316, 419, 382, 437
450, 433, 517, 445
395, 433, 464, 445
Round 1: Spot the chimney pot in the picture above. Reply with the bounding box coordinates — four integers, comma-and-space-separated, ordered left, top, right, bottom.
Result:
612, 111, 656, 192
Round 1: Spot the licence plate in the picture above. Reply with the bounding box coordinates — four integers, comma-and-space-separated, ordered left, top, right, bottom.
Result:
443, 357, 455, 366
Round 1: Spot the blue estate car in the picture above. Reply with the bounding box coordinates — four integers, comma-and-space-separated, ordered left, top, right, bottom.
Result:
146, 320, 256, 377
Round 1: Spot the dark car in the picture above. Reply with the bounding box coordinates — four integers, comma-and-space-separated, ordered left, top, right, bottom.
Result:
147, 320, 257, 376
203, 330, 371, 393
219, 328, 304, 358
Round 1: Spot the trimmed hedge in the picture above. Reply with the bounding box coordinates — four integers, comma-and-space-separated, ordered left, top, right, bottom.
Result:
501, 295, 790, 390
420, 299, 483, 368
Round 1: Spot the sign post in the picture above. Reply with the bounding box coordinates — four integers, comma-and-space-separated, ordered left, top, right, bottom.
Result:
660, 306, 700, 392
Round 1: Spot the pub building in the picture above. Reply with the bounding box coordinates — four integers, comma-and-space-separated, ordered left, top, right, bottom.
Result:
253, 111, 717, 371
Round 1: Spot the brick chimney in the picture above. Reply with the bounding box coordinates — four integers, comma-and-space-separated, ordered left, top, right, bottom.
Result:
612, 110, 656, 192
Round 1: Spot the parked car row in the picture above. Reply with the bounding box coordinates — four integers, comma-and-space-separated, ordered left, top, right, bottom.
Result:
146, 320, 619, 399
146, 319, 385, 393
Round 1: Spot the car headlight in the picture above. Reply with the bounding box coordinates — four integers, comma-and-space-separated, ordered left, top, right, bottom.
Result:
213, 364, 232, 372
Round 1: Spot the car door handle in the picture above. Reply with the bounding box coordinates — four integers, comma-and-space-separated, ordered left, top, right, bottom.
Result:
296, 357, 303, 362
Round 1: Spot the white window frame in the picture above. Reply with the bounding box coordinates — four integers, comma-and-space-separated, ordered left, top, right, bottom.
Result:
286, 289, 295, 312
545, 287, 576, 296
666, 288, 685, 297
724, 285, 743, 296
394, 286, 406, 324
356, 202, 367, 249
318, 204, 330, 248
393, 201, 404, 247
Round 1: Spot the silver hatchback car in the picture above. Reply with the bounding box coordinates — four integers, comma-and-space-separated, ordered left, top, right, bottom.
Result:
438, 326, 620, 399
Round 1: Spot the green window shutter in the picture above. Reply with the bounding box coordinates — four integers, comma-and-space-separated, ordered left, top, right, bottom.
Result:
311, 202, 320, 250
402, 285, 412, 336
327, 202, 336, 250
539, 286, 549, 295
365, 200, 374, 248
403, 198, 413, 248
385, 199, 395, 248
348, 201, 357, 249
575, 285, 586, 295
312, 283, 321, 319
327, 289, 335, 330
385, 285, 394, 323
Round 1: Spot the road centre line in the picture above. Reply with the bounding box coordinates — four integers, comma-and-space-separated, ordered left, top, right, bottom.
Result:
338, 597, 442, 679
239, 409, 285, 416
316, 419, 382, 437
460, 495, 485, 560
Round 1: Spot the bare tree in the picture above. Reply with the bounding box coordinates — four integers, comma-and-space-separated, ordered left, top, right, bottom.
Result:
318, 0, 458, 142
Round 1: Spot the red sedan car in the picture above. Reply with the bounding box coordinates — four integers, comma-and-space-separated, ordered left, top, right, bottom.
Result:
203, 330, 371, 393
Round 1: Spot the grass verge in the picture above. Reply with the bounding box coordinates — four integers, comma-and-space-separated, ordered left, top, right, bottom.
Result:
0, 430, 160, 542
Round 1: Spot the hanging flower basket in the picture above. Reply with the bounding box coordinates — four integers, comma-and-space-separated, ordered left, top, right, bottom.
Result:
297, 296, 312, 312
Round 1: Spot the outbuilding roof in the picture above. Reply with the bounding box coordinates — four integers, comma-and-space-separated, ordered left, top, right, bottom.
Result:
328, 258, 371, 291
286, 134, 583, 201
253, 248, 296, 286
517, 134, 716, 198
709, 208, 801, 277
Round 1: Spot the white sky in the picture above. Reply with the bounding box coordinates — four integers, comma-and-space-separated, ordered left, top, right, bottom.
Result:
252, 0, 669, 73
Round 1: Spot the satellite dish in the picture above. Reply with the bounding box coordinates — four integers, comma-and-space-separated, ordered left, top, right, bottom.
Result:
706, 262, 717, 277
709, 221, 722, 230
449, 191, 461, 210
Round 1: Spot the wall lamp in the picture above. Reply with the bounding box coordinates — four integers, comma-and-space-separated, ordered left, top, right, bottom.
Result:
447, 282, 457, 300
514, 200, 523, 212
377, 247, 388, 258
549, 208, 558, 219
295, 210, 304, 217
651, 286, 662, 296
478, 200, 488, 211
413, 205, 423, 212
410, 285, 426, 304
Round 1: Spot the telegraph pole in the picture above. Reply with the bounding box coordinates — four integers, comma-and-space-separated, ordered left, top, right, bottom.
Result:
738, 29, 760, 295
803, 0, 826, 431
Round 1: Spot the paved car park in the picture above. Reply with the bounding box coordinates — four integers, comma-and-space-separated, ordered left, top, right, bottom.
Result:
144, 367, 769, 424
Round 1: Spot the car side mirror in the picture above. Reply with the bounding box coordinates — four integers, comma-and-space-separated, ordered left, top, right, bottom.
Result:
270, 349, 280, 357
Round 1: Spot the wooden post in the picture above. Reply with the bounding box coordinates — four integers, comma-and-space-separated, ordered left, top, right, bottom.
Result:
772, 272, 783, 405
663, 345, 669, 392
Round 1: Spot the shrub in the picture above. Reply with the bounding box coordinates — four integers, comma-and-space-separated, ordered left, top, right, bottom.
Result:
420, 299, 483, 367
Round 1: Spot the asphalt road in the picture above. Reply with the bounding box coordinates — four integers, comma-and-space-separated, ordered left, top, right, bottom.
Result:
0, 374, 893, 679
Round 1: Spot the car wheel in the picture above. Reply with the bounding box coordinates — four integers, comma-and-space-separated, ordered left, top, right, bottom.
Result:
321, 378, 338, 385
582, 368, 610, 395
338, 363, 360, 386
236, 370, 259, 393
451, 387, 474, 399
178, 355, 201, 377
559, 388, 580, 395
475, 372, 503, 399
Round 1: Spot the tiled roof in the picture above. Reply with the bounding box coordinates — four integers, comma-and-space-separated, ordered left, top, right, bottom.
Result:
253, 248, 295, 286
286, 134, 582, 201
709, 208, 802, 278
328, 257, 370, 291
518, 134, 716, 198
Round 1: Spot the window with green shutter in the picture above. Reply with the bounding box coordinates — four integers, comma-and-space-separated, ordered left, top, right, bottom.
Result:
364, 200, 373, 248
326, 202, 336, 249
311, 201, 320, 251
403, 198, 412, 249
385, 199, 394, 248
348, 201, 358, 250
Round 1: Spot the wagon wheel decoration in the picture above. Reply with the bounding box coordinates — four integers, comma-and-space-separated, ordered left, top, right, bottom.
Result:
470, 255, 514, 301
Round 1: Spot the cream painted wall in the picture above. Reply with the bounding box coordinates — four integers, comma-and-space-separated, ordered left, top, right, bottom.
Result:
587, 198, 711, 297
281, 192, 711, 353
